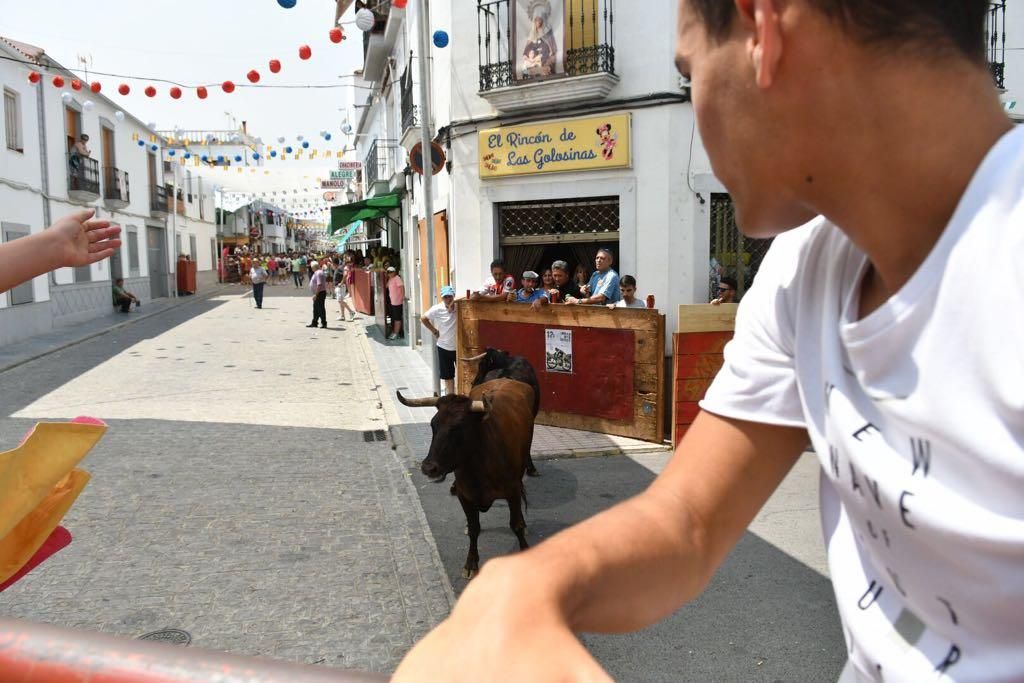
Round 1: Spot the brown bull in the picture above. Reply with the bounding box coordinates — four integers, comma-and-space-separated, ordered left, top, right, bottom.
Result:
397, 379, 534, 578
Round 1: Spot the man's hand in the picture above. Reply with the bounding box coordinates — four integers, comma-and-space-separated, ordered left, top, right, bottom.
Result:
49, 209, 121, 268
506, 292, 516, 303
393, 559, 612, 683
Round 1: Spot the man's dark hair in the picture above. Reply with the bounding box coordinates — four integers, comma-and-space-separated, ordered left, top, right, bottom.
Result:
490, 259, 505, 270
115, 278, 124, 285
621, 275, 637, 287
687, 0, 989, 63
720, 276, 738, 290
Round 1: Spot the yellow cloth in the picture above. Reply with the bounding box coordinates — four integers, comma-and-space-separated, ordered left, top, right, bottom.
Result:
0, 422, 104, 584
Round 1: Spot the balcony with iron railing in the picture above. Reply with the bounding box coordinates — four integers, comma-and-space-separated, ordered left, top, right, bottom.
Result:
67, 153, 100, 202
987, 1, 1007, 90
149, 184, 169, 218
364, 139, 400, 197
102, 167, 130, 209
477, 0, 617, 112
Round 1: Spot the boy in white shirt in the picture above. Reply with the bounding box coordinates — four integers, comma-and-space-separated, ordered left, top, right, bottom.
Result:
610, 275, 647, 309
420, 285, 458, 396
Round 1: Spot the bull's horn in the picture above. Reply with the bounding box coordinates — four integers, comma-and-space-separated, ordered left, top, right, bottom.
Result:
396, 390, 440, 408
469, 400, 489, 413
461, 352, 488, 363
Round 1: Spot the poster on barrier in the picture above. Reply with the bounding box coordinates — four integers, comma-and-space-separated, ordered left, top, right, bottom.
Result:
544, 328, 573, 374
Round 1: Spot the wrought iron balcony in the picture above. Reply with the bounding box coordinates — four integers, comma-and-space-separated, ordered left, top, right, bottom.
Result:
364, 139, 400, 195
986, 1, 1006, 90
149, 184, 169, 217
67, 153, 100, 201
103, 167, 130, 209
477, 0, 615, 92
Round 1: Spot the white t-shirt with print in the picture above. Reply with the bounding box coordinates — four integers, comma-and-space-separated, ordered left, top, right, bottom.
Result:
424, 302, 457, 351
701, 126, 1024, 682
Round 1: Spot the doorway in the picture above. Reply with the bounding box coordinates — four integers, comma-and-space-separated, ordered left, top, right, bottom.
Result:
417, 211, 449, 311
147, 227, 168, 299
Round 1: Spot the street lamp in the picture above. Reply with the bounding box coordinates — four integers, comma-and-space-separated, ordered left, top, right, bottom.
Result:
346, 188, 357, 203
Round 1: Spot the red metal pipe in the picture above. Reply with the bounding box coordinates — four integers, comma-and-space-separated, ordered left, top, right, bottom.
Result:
0, 619, 389, 683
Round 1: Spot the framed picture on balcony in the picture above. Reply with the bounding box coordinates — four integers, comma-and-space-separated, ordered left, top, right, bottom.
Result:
515, 0, 564, 81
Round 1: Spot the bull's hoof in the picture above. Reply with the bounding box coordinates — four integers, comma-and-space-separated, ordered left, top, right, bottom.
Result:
462, 567, 479, 580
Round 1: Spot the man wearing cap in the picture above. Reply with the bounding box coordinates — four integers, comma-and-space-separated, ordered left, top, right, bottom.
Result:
385, 266, 406, 340
306, 261, 329, 328
421, 285, 458, 396
507, 271, 548, 305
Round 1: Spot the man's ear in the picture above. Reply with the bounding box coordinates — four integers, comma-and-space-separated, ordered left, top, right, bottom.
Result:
736, 0, 783, 89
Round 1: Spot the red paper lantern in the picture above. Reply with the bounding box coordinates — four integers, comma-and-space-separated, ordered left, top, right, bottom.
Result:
269, 59, 282, 73
90, 81, 102, 93
197, 86, 208, 99
393, 0, 408, 8
118, 83, 130, 96
71, 79, 82, 91
170, 86, 182, 99
222, 80, 235, 94
28, 71, 41, 84
247, 70, 260, 83
144, 85, 157, 97
329, 27, 344, 43
298, 44, 312, 60
52, 75, 65, 88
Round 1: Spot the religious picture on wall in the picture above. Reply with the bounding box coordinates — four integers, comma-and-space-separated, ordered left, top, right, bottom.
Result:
516, 0, 563, 80
545, 328, 573, 374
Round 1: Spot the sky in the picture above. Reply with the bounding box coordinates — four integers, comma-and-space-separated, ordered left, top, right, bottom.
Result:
2, 0, 366, 183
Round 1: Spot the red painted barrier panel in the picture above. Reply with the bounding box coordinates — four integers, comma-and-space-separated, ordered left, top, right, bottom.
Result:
351, 270, 374, 316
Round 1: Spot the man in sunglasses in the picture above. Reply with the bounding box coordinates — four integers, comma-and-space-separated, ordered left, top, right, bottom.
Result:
711, 276, 737, 306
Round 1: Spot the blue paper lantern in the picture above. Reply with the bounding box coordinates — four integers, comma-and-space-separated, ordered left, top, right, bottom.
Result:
270, 150, 278, 158
285, 146, 293, 154
168, 149, 176, 156
234, 155, 242, 162
217, 155, 225, 163
253, 152, 260, 160
150, 144, 158, 152
433, 30, 449, 48
301, 141, 309, 149
325, 133, 332, 141
184, 153, 192, 159
137, 140, 145, 147
277, 0, 296, 7
201, 155, 208, 162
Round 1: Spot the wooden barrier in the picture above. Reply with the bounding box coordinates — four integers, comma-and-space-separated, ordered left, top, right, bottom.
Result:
351, 269, 375, 316
456, 300, 665, 443
672, 304, 737, 446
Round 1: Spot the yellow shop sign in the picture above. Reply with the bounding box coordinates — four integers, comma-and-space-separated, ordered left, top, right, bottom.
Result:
479, 113, 631, 178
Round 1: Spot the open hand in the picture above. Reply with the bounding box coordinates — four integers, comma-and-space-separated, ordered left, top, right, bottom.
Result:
51, 209, 121, 268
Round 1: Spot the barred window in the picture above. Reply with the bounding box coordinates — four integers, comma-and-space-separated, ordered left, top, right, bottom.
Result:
498, 196, 619, 245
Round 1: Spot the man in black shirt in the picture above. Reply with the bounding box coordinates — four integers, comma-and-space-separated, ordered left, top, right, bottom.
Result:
547, 260, 581, 303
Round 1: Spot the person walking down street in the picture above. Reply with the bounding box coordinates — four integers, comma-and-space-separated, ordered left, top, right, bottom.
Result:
249, 261, 269, 309
306, 261, 328, 328
567, 248, 620, 305
385, 266, 406, 340
421, 285, 458, 397
291, 254, 304, 288
336, 261, 357, 322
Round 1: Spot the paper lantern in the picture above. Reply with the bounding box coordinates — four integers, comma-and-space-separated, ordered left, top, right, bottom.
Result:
270, 150, 278, 158
298, 45, 312, 60
234, 155, 242, 162
28, 71, 41, 84
222, 80, 235, 93
297, 135, 304, 141
145, 85, 157, 97
393, 0, 408, 7
252, 153, 260, 160
184, 153, 192, 159
269, 59, 282, 74
114, 111, 125, 123
138, 140, 145, 147
118, 83, 130, 96
247, 70, 260, 83
285, 146, 293, 154
302, 141, 310, 149
433, 30, 449, 48
201, 155, 209, 162
277, 136, 286, 143
168, 150, 176, 157
90, 81, 101, 94
330, 27, 344, 43
83, 100, 94, 112
147, 122, 156, 129
216, 155, 225, 163
170, 86, 182, 99
197, 86, 208, 99
71, 79, 82, 91
150, 144, 158, 151
52, 75, 65, 88
355, 8, 375, 31
325, 133, 332, 141
277, 0, 296, 7
61, 92, 73, 103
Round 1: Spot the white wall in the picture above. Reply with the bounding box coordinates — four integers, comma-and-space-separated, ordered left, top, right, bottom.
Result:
1003, 0, 1024, 114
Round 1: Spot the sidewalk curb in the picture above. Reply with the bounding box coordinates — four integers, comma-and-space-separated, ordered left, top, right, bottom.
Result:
353, 325, 458, 614
0, 284, 243, 376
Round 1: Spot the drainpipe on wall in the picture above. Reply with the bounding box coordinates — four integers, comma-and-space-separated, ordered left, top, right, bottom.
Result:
35, 59, 51, 228
416, 0, 440, 396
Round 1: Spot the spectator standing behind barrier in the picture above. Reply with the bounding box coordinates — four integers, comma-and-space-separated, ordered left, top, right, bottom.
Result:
508, 270, 548, 305
386, 266, 406, 340
610, 275, 646, 309
547, 260, 582, 303
249, 262, 268, 309
472, 259, 516, 301
711, 276, 737, 306
112, 278, 140, 313
567, 248, 620, 305
421, 285, 459, 397
572, 263, 589, 291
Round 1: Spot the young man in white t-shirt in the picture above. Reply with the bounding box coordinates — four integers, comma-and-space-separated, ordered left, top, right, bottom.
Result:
394, 1, 1022, 681
421, 285, 458, 396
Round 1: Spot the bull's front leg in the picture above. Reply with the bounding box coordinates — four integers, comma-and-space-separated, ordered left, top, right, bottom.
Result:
458, 495, 481, 579
507, 488, 529, 551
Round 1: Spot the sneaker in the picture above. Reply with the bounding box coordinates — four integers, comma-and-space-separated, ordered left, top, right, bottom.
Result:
306, 323, 317, 328
336, 316, 345, 321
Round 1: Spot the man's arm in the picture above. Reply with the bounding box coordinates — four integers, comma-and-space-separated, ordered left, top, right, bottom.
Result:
394, 410, 807, 679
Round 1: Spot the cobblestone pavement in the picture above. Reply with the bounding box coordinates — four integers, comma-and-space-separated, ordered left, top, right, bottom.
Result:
0, 287, 452, 674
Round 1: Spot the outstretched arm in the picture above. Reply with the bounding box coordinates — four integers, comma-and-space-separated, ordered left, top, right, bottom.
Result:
0, 209, 121, 295
394, 410, 808, 680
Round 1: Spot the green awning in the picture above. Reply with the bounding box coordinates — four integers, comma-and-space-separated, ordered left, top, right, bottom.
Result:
330, 193, 402, 234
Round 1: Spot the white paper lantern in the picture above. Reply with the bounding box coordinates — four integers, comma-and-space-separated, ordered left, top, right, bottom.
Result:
297, 135, 304, 142
83, 100, 95, 112
114, 110, 125, 123
355, 8, 375, 31
61, 92, 73, 103
147, 122, 157, 130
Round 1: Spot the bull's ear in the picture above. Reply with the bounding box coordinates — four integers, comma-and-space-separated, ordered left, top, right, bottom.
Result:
483, 392, 494, 414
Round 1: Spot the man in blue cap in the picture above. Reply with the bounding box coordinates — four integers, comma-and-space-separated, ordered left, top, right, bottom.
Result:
421, 285, 458, 396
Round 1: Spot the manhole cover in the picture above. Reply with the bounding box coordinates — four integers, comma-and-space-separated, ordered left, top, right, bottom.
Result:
138, 629, 191, 646
362, 430, 387, 443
